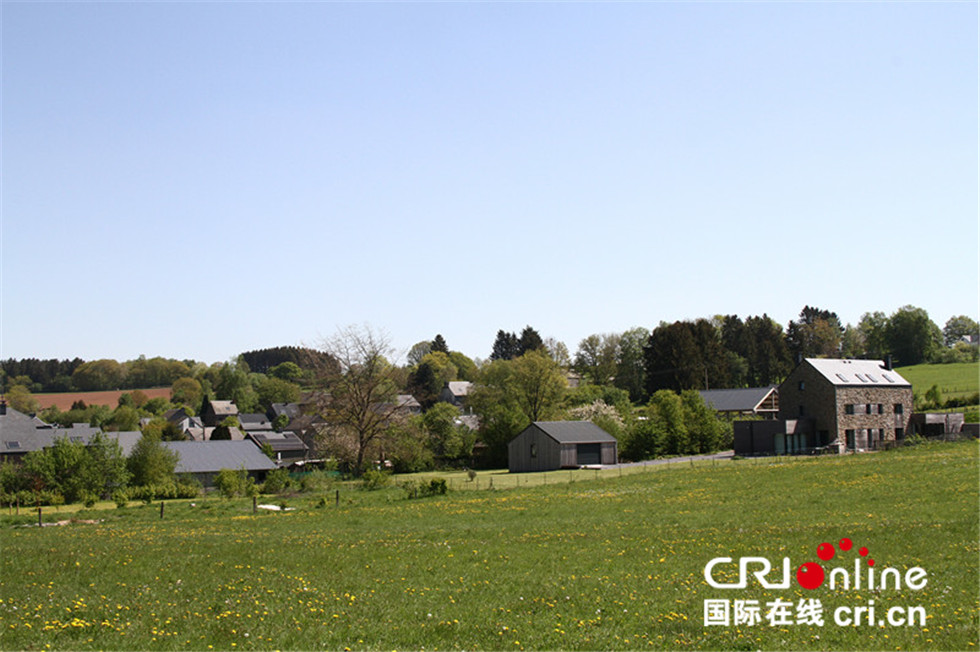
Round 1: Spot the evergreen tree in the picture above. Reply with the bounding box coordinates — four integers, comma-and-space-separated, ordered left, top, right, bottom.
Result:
490, 330, 520, 361
517, 326, 544, 355
430, 334, 449, 354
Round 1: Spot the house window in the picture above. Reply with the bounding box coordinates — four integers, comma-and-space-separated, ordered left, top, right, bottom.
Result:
799, 405, 806, 417
845, 404, 855, 415
530, 443, 537, 459
878, 404, 884, 415
865, 404, 873, 414
798, 381, 805, 391
894, 403, 904, 414
845, 430, 855, 450
895, 428, 905, 440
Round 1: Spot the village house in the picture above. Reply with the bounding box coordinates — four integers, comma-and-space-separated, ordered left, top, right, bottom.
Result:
734, 358, 913, 455
201, 399, 239, 427
244, 430, 309, 465
162, 440, 277, 487
438, 381, 472, 408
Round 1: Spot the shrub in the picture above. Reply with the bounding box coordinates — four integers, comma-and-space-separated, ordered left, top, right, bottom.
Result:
214, 468, 248, 499
112, 489, 129, 509
359, 469, 390, 491
262, 468, 293, 495
175, 481, 202, 499
401, 477, 449, 499
427, 477, 448, 496
299, 470, 336, 493
129, 482, 180, 503
82, 493, 97, 509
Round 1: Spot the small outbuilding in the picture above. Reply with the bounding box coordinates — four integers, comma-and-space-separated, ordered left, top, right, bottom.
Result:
508, 421, 618, 473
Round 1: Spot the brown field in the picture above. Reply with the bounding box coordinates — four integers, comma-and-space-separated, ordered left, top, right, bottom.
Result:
33, 388, 172, 411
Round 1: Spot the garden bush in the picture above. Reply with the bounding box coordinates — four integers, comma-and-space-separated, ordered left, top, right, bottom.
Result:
262, 468, 293, 495
359, 469, 390, 491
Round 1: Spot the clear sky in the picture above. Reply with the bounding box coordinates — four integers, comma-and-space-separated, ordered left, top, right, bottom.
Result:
2, 2, 977, 365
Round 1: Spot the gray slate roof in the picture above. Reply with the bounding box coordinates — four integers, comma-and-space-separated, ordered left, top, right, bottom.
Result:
805, 358, 911, 387
446, 381, 472, 397
163, 440, 277, 474
269, 403, 301, 420
533, 421, 617, 444
208, 400, 239, 416
246, 431, 308, 453
0, 409, 141, 457
396, 394, 421, 409
699, 387, 778, 412
0, 407, 54, 453
239, 413, 273, 431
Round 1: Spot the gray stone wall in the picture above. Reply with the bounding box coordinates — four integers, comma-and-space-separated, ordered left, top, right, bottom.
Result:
779, 363, 837, 440
779, 361, 913, 451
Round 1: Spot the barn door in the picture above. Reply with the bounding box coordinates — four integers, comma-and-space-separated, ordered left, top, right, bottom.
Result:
576, 443, 601, 465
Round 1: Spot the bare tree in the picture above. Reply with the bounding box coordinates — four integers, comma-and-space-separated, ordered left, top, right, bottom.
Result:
307, 325, 404, 474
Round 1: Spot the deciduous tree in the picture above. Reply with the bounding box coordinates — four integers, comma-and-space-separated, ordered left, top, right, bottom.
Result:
309, 326, 405, 474
886, 305, 943, 366
943, 315, 979, 348
786, 306, 843, 359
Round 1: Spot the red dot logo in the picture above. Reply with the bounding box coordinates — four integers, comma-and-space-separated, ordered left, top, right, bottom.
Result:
796, 562, 825, 590
817, 542, 835, 561
859, 546, 869, 557
839, 537, 853, 552
868, 559, 875, 567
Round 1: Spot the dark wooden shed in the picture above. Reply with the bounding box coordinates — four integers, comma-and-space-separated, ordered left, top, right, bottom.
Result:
508, 421, 618, 473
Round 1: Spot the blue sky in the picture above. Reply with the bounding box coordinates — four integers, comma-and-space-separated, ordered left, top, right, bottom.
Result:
2, 2, 977, 365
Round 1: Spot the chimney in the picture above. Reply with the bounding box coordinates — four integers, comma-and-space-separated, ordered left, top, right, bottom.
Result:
884, 355, 893, 371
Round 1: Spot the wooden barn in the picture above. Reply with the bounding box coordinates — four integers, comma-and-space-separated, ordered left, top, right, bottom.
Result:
508, 421, 618, 473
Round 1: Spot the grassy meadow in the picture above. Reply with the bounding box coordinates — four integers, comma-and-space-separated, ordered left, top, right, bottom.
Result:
1, 442, 977, 651
897, 362, 979, 403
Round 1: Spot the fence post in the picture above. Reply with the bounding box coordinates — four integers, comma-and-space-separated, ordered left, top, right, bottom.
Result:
335, 489, 340, 507
160, 501, 165, 519
38, 506, 42, 527
253, 496, 257, 514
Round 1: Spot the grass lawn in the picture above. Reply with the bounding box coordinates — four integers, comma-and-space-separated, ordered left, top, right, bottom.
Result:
1, 441, 977, 651
896, 362, 979, 402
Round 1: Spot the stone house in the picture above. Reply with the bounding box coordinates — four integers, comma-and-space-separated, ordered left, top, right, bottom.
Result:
438, 381, 473, 408
735, 358, 913, 455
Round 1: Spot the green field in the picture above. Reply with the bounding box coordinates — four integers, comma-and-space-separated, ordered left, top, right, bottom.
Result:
897, 362, 979, 402
2, 442, 977, 651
